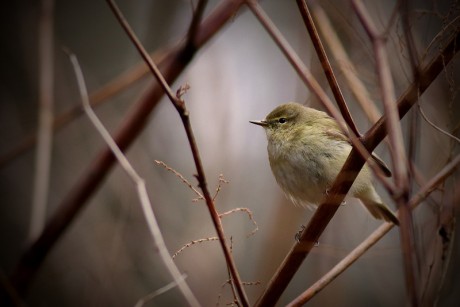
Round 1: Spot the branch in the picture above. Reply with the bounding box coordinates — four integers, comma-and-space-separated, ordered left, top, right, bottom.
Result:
66, 50, 200, 307
29, 0, 55, 241
7, 0, 246, 299
287, 153, 460, 306
296, 0, 360, 137
255, 25, 460, 307
105, 1, 249, 305
352, 0, 418, 304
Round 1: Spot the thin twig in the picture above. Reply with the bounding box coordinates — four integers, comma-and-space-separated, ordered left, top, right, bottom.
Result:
106, 1, 249, 305
154, 160, 204, 200
213, 174, 229, 201
134, 274, 187, 307
66, 51, 200, 307
418, 103, 460, 144
172, 237, 219, 259
219, 208, 259, 237
286, 153, 460, 306
29, 0, 55, 242
296, 0, 360, 137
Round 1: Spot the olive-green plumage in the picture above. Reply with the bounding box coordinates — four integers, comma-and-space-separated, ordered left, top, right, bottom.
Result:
250, 102, 399, 225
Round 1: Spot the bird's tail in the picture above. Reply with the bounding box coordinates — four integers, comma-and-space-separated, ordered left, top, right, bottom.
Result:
359, 189, 399, 225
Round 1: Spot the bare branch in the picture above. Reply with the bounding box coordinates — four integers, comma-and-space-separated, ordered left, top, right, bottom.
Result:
134, 274, 187, 307
172, 237, 219, 259
8, 0, 246, 297
287, 153, 460, 305
66, 50, 200, 307
418, 103, 460, 144
296, 0, 361, 137
219, 208, 259, 237
154, 160, 204, 200
311, 4, 382, 124
29, 0, 55, 241
0, 45, 172, 169
186, 0, 208, 47
106, 1, 249, 305
255, 25, 460, 307
352, 1, 418, 303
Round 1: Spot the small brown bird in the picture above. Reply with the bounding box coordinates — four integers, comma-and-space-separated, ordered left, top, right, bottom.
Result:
251, 102, 399, 225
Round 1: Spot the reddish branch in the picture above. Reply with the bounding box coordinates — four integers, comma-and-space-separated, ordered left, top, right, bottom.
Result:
105, 0, 249, 304
6, 0, 246, 302
255, 23, 460, 307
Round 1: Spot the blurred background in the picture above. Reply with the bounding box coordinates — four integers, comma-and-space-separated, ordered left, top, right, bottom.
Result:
1, 0, 459, 306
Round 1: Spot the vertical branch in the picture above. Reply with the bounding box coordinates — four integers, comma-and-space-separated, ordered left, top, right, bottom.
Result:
105, 0, 249, 306
352, 1, 419, 305
30, 0, 55, 241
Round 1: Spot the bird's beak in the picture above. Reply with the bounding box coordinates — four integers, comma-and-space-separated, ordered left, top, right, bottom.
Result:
249, 120, 268, 127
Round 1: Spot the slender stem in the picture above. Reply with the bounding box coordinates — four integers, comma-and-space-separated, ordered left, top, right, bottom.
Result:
106, 0, 249, 305
30, 0, 55, 241
67, 51, 200, 307
296, 0, 360, 137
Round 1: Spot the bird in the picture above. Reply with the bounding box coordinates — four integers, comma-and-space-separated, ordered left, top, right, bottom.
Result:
250, 102, 399, 225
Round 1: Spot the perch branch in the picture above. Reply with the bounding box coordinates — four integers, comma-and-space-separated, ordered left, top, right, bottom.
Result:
255, 25, 460, 307
287, 153, 460, 306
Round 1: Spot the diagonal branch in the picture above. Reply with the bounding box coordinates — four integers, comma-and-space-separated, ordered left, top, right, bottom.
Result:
255, 26, 460, 307
105, 0, 249, 305
296, 0, 360, 137
67, 50, 200, 307
287, 153, 460, 306
7, 0, 246, 300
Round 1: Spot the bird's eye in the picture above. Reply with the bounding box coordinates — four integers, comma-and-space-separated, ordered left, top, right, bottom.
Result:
278, 118, 287, 124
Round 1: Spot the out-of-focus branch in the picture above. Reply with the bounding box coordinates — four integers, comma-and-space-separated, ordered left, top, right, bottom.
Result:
67, 50, 200, 307
0, 46, 171, 169
245, 0, 342, 125
296, 0, 360, 137
255, 26, 460, 307
287, 153, 460, 306
29, 0, 55, 242
311, 4, 382, 124
106, 0, 249, 305
186, 0, 208, 47
7, 0, 246, 300
352, 1, 418, 304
